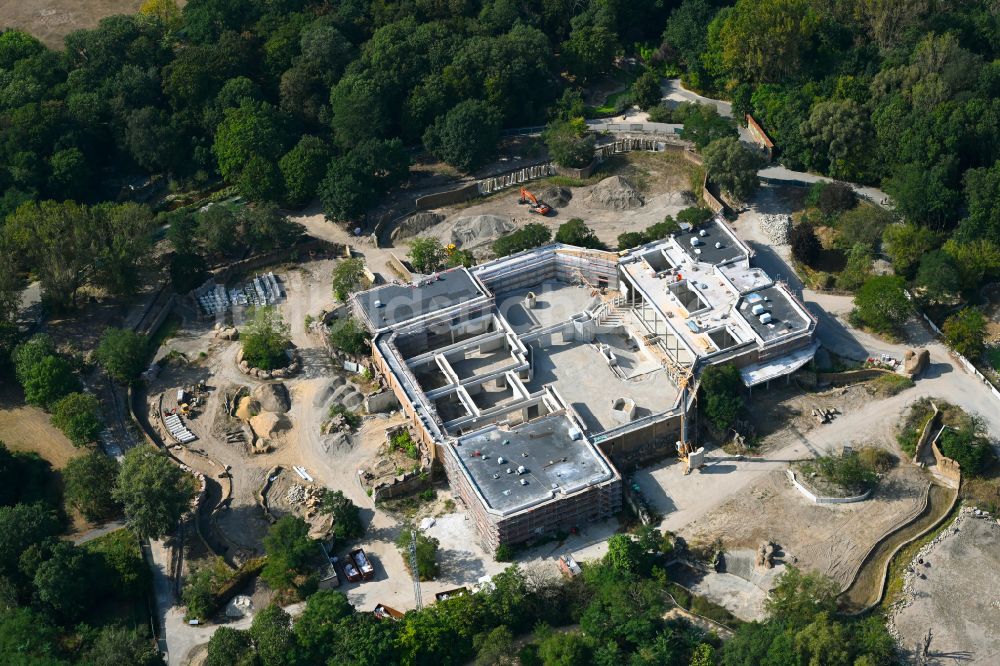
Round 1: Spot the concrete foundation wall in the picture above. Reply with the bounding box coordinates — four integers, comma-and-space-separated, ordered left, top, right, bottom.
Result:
597, 412, 684, 468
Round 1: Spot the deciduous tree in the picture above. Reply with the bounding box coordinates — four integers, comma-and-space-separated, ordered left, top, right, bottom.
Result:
113, 446, 194, 539
51, 392, 103, 446
64, 452, 120, 521
702, 137, 762, 201
95, 328, 148, 385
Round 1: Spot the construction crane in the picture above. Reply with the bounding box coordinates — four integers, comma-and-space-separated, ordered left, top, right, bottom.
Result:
409, 529, 423, 609
518, 186, 552, 216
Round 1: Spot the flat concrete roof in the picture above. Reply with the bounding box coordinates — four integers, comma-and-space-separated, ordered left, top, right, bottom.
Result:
674, 220, 747, 266
354, 268, 487, 330
452, 414, 616, 515
736, 285, 810, 342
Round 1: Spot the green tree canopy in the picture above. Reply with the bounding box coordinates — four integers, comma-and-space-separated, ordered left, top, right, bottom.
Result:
241, 306, 290, 371
681, 103, 737, 149
321, 489, 363, 544
423, 100, 502, 172
96, 327, 148, 385
262, 516, 316, 591
493, 224, 552, 257
50, 392, 103, 447
702, 137, 763, 201
630, 70, 663, 111
279, 135, 331, 208
332, 258, 367, 302
543, 118, 595, 169
943, 308, 987, 359
409, 238, 448, 274
850, 275, 911, 336
13, 334, 79, 409
64, 452, 120, 522
328, 317, 370, 357
113, 446, 194, 539
698, 363, 744, 433
555, 218, 605, 249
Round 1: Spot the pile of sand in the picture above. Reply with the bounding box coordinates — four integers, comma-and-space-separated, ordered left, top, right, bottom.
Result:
235, 396, 260, 422
586, 176, 645, 210
250, 411, 292, 438
537, 185, 572, 208
392, 212, 444, 241
253, 382, 291, 413
449, 215, 515, 248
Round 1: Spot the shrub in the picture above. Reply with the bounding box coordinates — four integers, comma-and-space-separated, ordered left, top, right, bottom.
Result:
790, 223, 820, 265
555, 218, 605, 249
495, 544, 514, 562
241, 306, 290, 370
328, 317, 370, 356
332, 258, 367, 302
493, 223, 551, 257
938, 427, 995, 476
396, 527, 439, 580
390, 430, 420, 459
676, 206, 714, 227
543, 118, 595, 169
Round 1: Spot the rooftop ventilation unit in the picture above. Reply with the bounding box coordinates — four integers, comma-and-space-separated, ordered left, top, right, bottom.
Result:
520, 479, 528, 486
517, 465, 526, 474
699, 229, 708, 237
690, 237, 701, 246
373, 300, 382, 308
759, 313, 773, 324
715, 242, 722, 249
694, 248, 702, 255
497, 457, 505, 464
751, 304, 766, 316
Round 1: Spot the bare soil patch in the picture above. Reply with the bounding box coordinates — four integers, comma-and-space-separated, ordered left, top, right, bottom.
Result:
1, 1, 185, 49
414, 152, 704, 254
680, 464, 928, 589
0, 382, 82, 470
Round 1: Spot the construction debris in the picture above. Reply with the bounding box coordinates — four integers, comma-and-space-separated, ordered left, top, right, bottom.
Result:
756, 541, 777, 570
758, 214, 792, 245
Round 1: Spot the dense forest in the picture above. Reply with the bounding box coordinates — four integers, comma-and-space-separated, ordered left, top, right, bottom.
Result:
1, 0, 998, 340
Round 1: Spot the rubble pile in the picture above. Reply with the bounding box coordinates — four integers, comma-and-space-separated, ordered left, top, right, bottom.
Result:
758, 214, 792, 244
586, 176, 645, 210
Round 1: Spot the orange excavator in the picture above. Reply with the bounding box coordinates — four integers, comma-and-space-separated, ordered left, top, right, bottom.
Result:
518, 186, 552, 216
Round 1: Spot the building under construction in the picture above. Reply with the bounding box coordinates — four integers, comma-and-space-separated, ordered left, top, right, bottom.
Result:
352, 217, 816, 550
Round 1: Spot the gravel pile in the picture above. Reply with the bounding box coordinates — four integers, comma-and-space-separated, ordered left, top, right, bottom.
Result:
537, 185, 572, 208
586, 176, 645, 210
449, 214, 515, 248
758, 214, 792, 244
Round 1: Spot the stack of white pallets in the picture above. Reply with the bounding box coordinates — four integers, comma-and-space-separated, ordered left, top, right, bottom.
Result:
164, 413, 197, 444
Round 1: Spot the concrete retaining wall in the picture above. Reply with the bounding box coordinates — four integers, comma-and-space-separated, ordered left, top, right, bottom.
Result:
786, 469, 872, 504
930, 427, 962, 483
911, 405, 941, 465
415, 183, 481, 210
386, 253, 413, 281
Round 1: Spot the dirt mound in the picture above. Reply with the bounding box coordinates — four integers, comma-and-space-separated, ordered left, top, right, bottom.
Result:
449, 215, 515, 248
537, 186, 572, 208
250, 412, 292, 438
392, 212, 445, 241
253, 382, 291, 413
235, 396, 260, 422
586, 176, 645, 210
